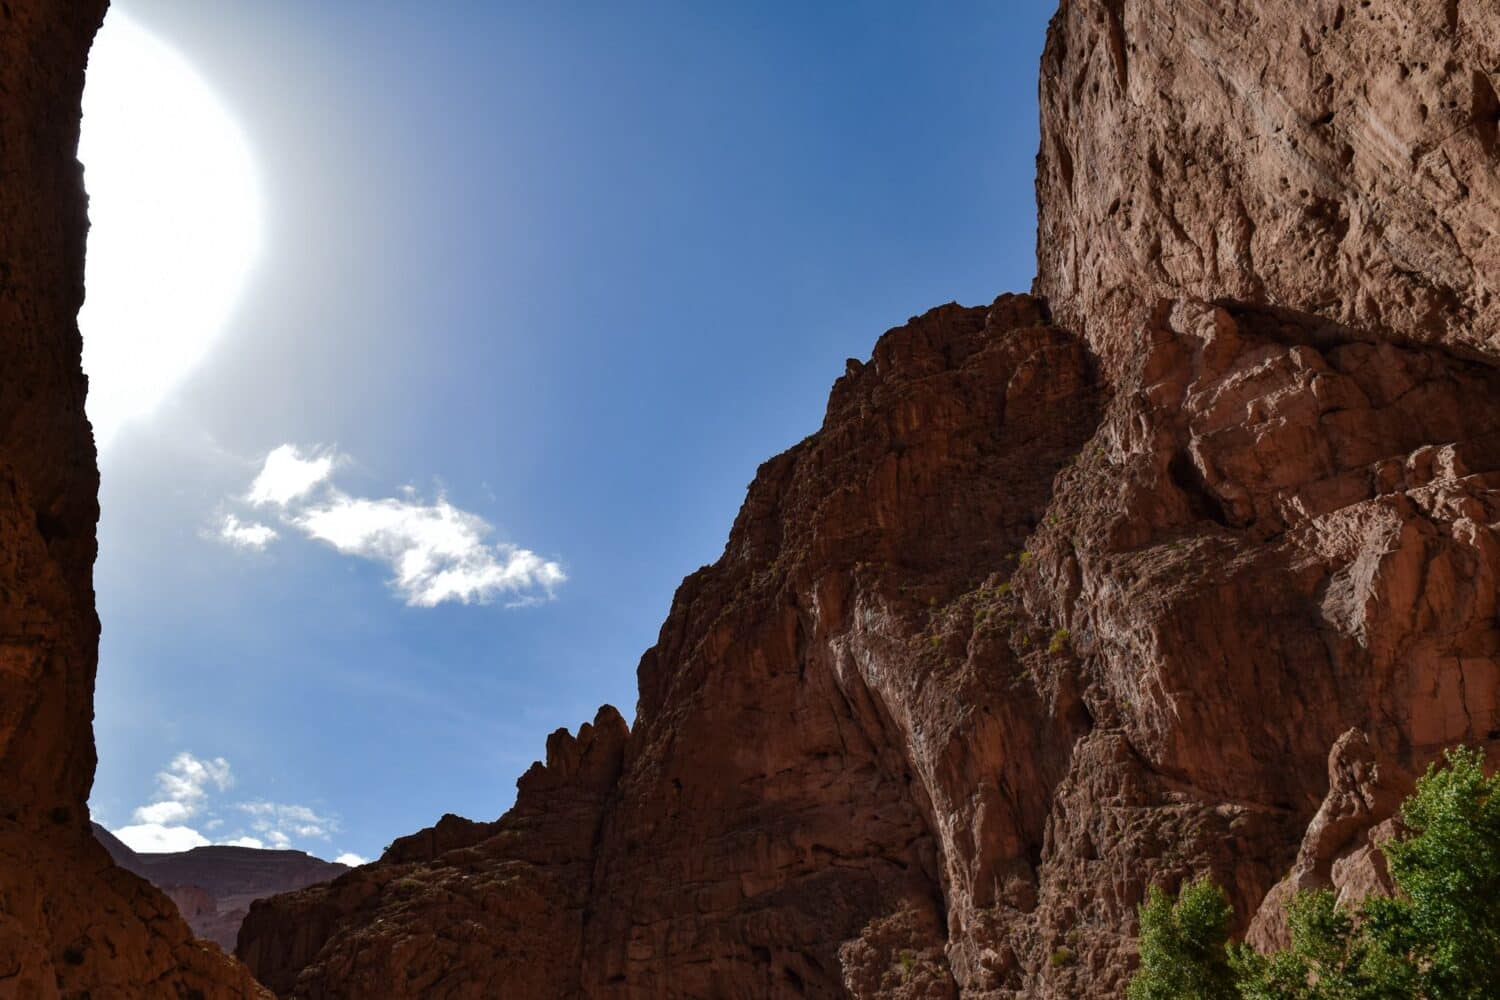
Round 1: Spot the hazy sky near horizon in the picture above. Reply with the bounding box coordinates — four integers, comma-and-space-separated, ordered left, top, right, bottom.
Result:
85, 0, 1058, 862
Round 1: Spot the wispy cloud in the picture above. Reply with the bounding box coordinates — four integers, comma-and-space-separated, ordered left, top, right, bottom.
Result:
216, 444, 566, 608
247, 444, 335, 506
237, 800, 338, 845
108, 751, 353, 860
142, 751, 232, 817
218, 513, 278, 549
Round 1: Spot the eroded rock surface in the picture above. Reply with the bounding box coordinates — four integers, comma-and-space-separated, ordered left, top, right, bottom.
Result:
0, 3, 266, 995
238, 706, 629, 998
5, 0, 1497, 996
1036, 0, 1500, 370
239, 2, 1500, 996
243, 291, 1500, 998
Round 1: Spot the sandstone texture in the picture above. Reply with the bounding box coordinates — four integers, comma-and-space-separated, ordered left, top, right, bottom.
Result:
1035, 0, 1500, 370
94, 825, 349, 951
3, 0, 1498, 997
0, 2, 266, 996
239, 1, 1500, 997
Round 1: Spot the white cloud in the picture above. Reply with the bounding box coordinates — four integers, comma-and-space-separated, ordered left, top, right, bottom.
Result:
218, 513, 278, 550
294, 495, 566, 607
223, 444, 567, 608
110, 752, 350, 858
113, 822, 211, 853
125, 752, 232, 830
334, 852, 368, 867
247, 444, 335, 506
132, 800, 193, 825
155, 752, 233, 807
221, 835, 265, 848
237, 801, 338, 842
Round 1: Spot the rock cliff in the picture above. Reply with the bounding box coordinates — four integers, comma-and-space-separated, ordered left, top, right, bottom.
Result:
1035, 0, 1499, 369
93, 824, 350, 950
0, 2, 266, 995
238, 1, 1500, 997
2, 0, 1497, 997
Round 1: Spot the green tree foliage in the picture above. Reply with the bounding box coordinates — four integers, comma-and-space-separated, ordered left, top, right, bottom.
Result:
1230, 890, 1407, 1000
1127, 746, 1500, 1000
1363, 746, 1500, 998
1126, 878, 1238, 1000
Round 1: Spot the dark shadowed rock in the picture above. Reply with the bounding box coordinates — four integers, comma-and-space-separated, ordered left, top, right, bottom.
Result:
0, 2, 266, 995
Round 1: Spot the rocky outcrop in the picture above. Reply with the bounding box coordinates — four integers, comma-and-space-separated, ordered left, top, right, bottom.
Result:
0, 3, 266, 995
1035, 0, 1500, 370
94, 824, 349, 950
238, 706, 629, 997
3, 0, 1495, 996
245, 285, 1500, 998
241, 297, 1109, 997
239, 2, 1500, 997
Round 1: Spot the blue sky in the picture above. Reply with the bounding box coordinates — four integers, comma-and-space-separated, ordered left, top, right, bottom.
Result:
86, 0, 1057, 862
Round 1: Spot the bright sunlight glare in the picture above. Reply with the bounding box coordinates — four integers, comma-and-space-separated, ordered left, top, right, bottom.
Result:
79, 12, 263, 450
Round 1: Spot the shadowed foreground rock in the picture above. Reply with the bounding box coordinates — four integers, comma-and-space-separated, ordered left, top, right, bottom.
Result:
0, 1, 267, 995
239, 1, 1500, 997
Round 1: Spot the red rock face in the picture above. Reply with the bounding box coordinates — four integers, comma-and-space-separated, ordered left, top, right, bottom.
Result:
238, 3, 1500, 997
6, 0, 1499, 996
237, 706, 630, 997
0, 3, 266, 995
1035, 0, 1500, 370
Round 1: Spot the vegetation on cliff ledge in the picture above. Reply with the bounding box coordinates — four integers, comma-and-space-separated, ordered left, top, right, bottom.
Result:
1129, 747, 1500, 1000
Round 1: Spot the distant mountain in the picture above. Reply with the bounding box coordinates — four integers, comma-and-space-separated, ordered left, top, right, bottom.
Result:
93, 823, 348, 950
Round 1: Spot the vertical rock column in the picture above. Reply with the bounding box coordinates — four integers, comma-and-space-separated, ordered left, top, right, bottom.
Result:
0, 4, 267, 995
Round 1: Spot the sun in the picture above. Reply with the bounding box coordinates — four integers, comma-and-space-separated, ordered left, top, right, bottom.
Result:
79, 11, 263, 451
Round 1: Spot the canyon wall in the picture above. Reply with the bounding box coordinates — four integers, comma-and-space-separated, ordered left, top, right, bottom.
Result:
0, 3, 267, 995
240, 1, 1500, 996
1035, 0, 1499, 369
1, 0, 1496, 997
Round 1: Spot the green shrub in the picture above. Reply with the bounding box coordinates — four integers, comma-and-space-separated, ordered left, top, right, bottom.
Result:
1127, 878, 1237, 1000
1129, 746, 1500, 1000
